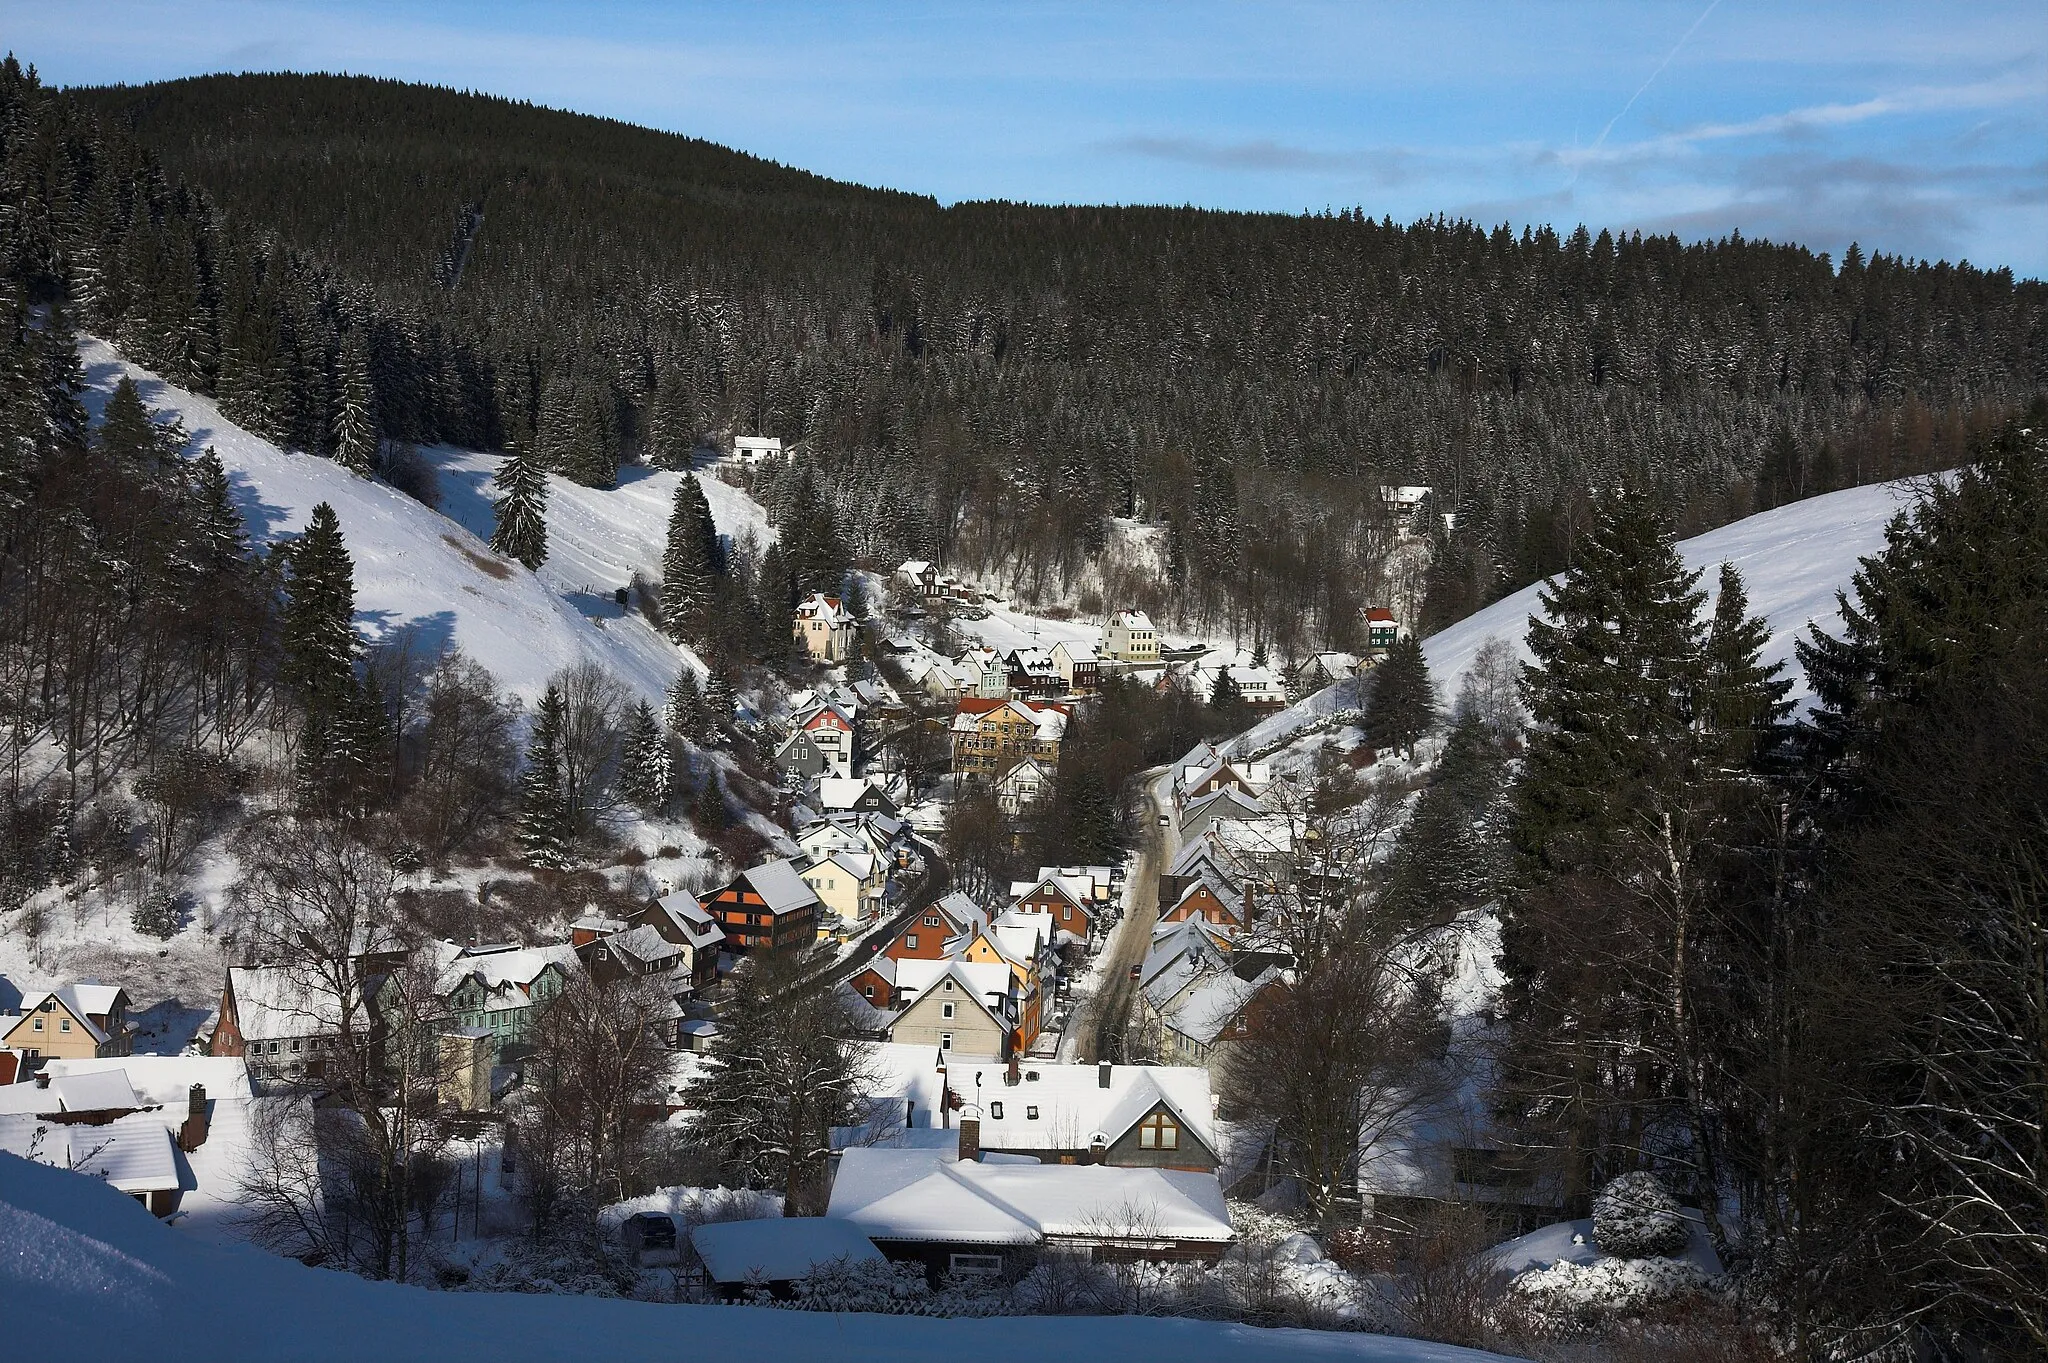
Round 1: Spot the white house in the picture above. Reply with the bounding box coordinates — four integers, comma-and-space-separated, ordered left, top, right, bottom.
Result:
993, 757, 1051, 817
1099, 610, 1161, 665
731, 434, 784, 463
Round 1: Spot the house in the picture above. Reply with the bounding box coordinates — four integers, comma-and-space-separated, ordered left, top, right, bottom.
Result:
838, 1046, 1221, 1173
894, 560, 943, 600
1188, 653, 1288, 712
957, 647, 1009, 700
435, 942, 578, 1058
731, 434, 784, 463
577, 925, 685, 989
627, 891, 726, 993
789, 701, 857, 780
1099, 609, 1161, 665
799, 848, 881, 937
1147, 964, 1287, 1069
887, 959, 1019, 1058
793, 592, 859, 663
2, 983, 133, 1063
880, 891, 986, 963
208, 966, 359, 1086
1004, 647, 1065, 698
1177, 754, 1272, 805
773, 728, 831, 784
692, 1218, 886, 1299
828, 1140, 1235, 1281
703, 859, 824, 953
993, 757, 1051, 817
949, 698, 1067, 780
1363, 607, 1405, 655
1379, 485, 1432, 523
0, 1110, 186, 1216
1049, 639, 1099, 693
919, 657, 978, 703
1008, 871, 1095, 946
1178, 786, 1274, 845
1296, 652, 1358, 695
814, 777, 899, 818
1159, 871, 1246, 930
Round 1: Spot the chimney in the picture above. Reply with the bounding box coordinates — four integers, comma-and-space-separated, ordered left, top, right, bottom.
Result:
1006, 1055, 1021, 1087
1098, 1060, 1112, 1089
178, 1084, 209, 1152
958, 1108, 981, 1163
34, 1071, 50, 1089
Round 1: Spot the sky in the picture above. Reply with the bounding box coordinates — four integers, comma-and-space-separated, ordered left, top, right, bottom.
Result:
9, 1, 2046, 278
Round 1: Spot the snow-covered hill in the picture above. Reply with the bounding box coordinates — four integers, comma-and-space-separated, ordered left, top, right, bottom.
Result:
0, 1153, 1517, 1363
1235, 477, 1920, 758
428, 448, 773, 610
1422, 478, 1916, 711
77, 337, 693, 707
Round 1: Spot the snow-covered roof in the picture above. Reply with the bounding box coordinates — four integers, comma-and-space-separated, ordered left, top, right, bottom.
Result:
227, 966, 357, 1041
1172, 868, 1246, 923
794, 592, 855, 625
814, 777, 877, 811
1141, 921, 1233, 993
438, 941, 578, 997
0, 1112, 182, 1194
896, 559, 933, 578
740, 858, 822, 916
649, 892, 724, 949
1161, 965, 1284, 1047
51, 1070, 140, 1112
691, 1216, 885, 1283
839, 1045, 1217, 1158
605, 925, 683, 968
10, 984, 124, 1046
829, 1148, 1233, 1246
1109, 610, 1156, 631
891, 959, 1012, 1011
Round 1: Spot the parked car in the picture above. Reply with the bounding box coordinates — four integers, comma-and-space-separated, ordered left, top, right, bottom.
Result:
622, 1211, 679, 1266
1157, 813, 1171, 826
1129, 963, 1143, 981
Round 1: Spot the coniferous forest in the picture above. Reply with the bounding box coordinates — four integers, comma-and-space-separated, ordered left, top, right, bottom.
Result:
0, 65, 2036, 654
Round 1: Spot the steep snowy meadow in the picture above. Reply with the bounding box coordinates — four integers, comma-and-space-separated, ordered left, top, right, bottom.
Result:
76, 337, 693, 708
0, 1154, 1520, 1363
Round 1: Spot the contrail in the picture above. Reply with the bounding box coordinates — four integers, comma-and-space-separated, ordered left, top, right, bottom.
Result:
1569, 0, 1724, 185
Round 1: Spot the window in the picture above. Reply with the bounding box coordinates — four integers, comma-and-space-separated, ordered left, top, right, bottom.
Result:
941, 1002, 955, 1019
1061, 906, 1071, 921
1138, 1112, 1180, 1150
1026, 1105, 1039, 1120
267, 1041, 281, 1055
949, 1252, 1003, 1277
60, 1018, 71, 1033
862, 984, 874, 999
924, 915, 940, 927
944, 979, 955, 992
939, 1032, 953, 1050
31, 1018, 41, 1032
291, 1039, 301, 1053
989, 1101, 1004, 1120
905, 934, 918, 950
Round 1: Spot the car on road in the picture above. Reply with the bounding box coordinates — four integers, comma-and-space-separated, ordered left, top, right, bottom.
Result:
1129, 963, 1142, 981
1157, 813, 1171, 826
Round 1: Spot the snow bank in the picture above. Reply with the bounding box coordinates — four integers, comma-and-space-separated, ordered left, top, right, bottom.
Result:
0, 1153, 1521, 1362
78, 338, 680, 707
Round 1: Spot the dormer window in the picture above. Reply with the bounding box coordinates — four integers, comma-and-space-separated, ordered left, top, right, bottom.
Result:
1138, 1112, 1181, 1150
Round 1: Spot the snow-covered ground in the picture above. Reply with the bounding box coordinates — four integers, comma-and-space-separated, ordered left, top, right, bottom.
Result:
1, 1153, 1523, 1363
1236, 476, 1922, 763
77, 337, 689, 708
428, 448, 773, 621
1422, 478, 1918, 712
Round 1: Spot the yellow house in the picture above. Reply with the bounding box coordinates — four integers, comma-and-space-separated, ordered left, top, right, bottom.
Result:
799, 848, 879, 938
948, 698, 1067, 779
2, 983, 133, 1062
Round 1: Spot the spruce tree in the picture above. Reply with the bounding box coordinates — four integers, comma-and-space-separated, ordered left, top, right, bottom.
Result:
95, 377, 162, 466
660, 473, 718, 643
331, 334, 377, 476
701, 666, 734, 744
1701, 563, 1793, 768
1365, 635, 1437, 760
664, 667, 704, 742
490, 444, 550, 570
618, 700, 670, 813
519, 685, 574, 868
282, 503, 363, 800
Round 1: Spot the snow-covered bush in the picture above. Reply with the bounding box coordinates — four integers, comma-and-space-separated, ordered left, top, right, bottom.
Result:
132, 886, 181, 938
1592, 1171, 1690, 1259
765, 1257, 1007, 1316
1509, 1255, 1710, 1328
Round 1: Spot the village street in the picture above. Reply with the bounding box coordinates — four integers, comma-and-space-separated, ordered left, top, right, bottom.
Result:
1073, 768, 1175, 1063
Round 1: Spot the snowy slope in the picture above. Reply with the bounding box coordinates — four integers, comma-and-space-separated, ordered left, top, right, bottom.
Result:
0, 1154, 1518, 1363
77, 338, 681, 707
1421, 478, 1916, 712
428, 448, 773, 609
1236, 478, 1919, 757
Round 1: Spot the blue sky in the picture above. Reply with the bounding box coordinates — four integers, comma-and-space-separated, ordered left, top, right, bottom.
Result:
11, 1, 2046, 277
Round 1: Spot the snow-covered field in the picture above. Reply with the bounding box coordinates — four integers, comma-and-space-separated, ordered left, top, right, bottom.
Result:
0, 1153, 1521, 1363
78, 337, 693, 707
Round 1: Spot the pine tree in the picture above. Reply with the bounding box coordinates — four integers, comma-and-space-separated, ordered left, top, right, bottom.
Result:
187, 447, 250, 570
490, 443, 550, 570
1365, 635, 1437, 760
1701, 563, 1793, 768
664, 667, 704, 742
282, 503, 363, 800
618, 700, 670, 813
660, 473, 718, 643
1509, 485, 1707, 880
95, 376, 162, 466
646, 370, 697, 471
1207, 665, 1241, 713
701, 666, 734, 744
519, 685, 574, 868
331, 334, 377, 476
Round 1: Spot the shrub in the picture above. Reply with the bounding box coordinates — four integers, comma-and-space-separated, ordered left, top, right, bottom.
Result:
132, 886, 182, 938
1592, 1171, 1691, 1259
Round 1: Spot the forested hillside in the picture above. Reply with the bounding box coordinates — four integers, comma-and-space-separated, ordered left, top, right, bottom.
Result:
14, 64, 2047, 657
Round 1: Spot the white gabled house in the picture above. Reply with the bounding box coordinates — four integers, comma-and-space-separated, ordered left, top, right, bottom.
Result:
793, 592, 859, 663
